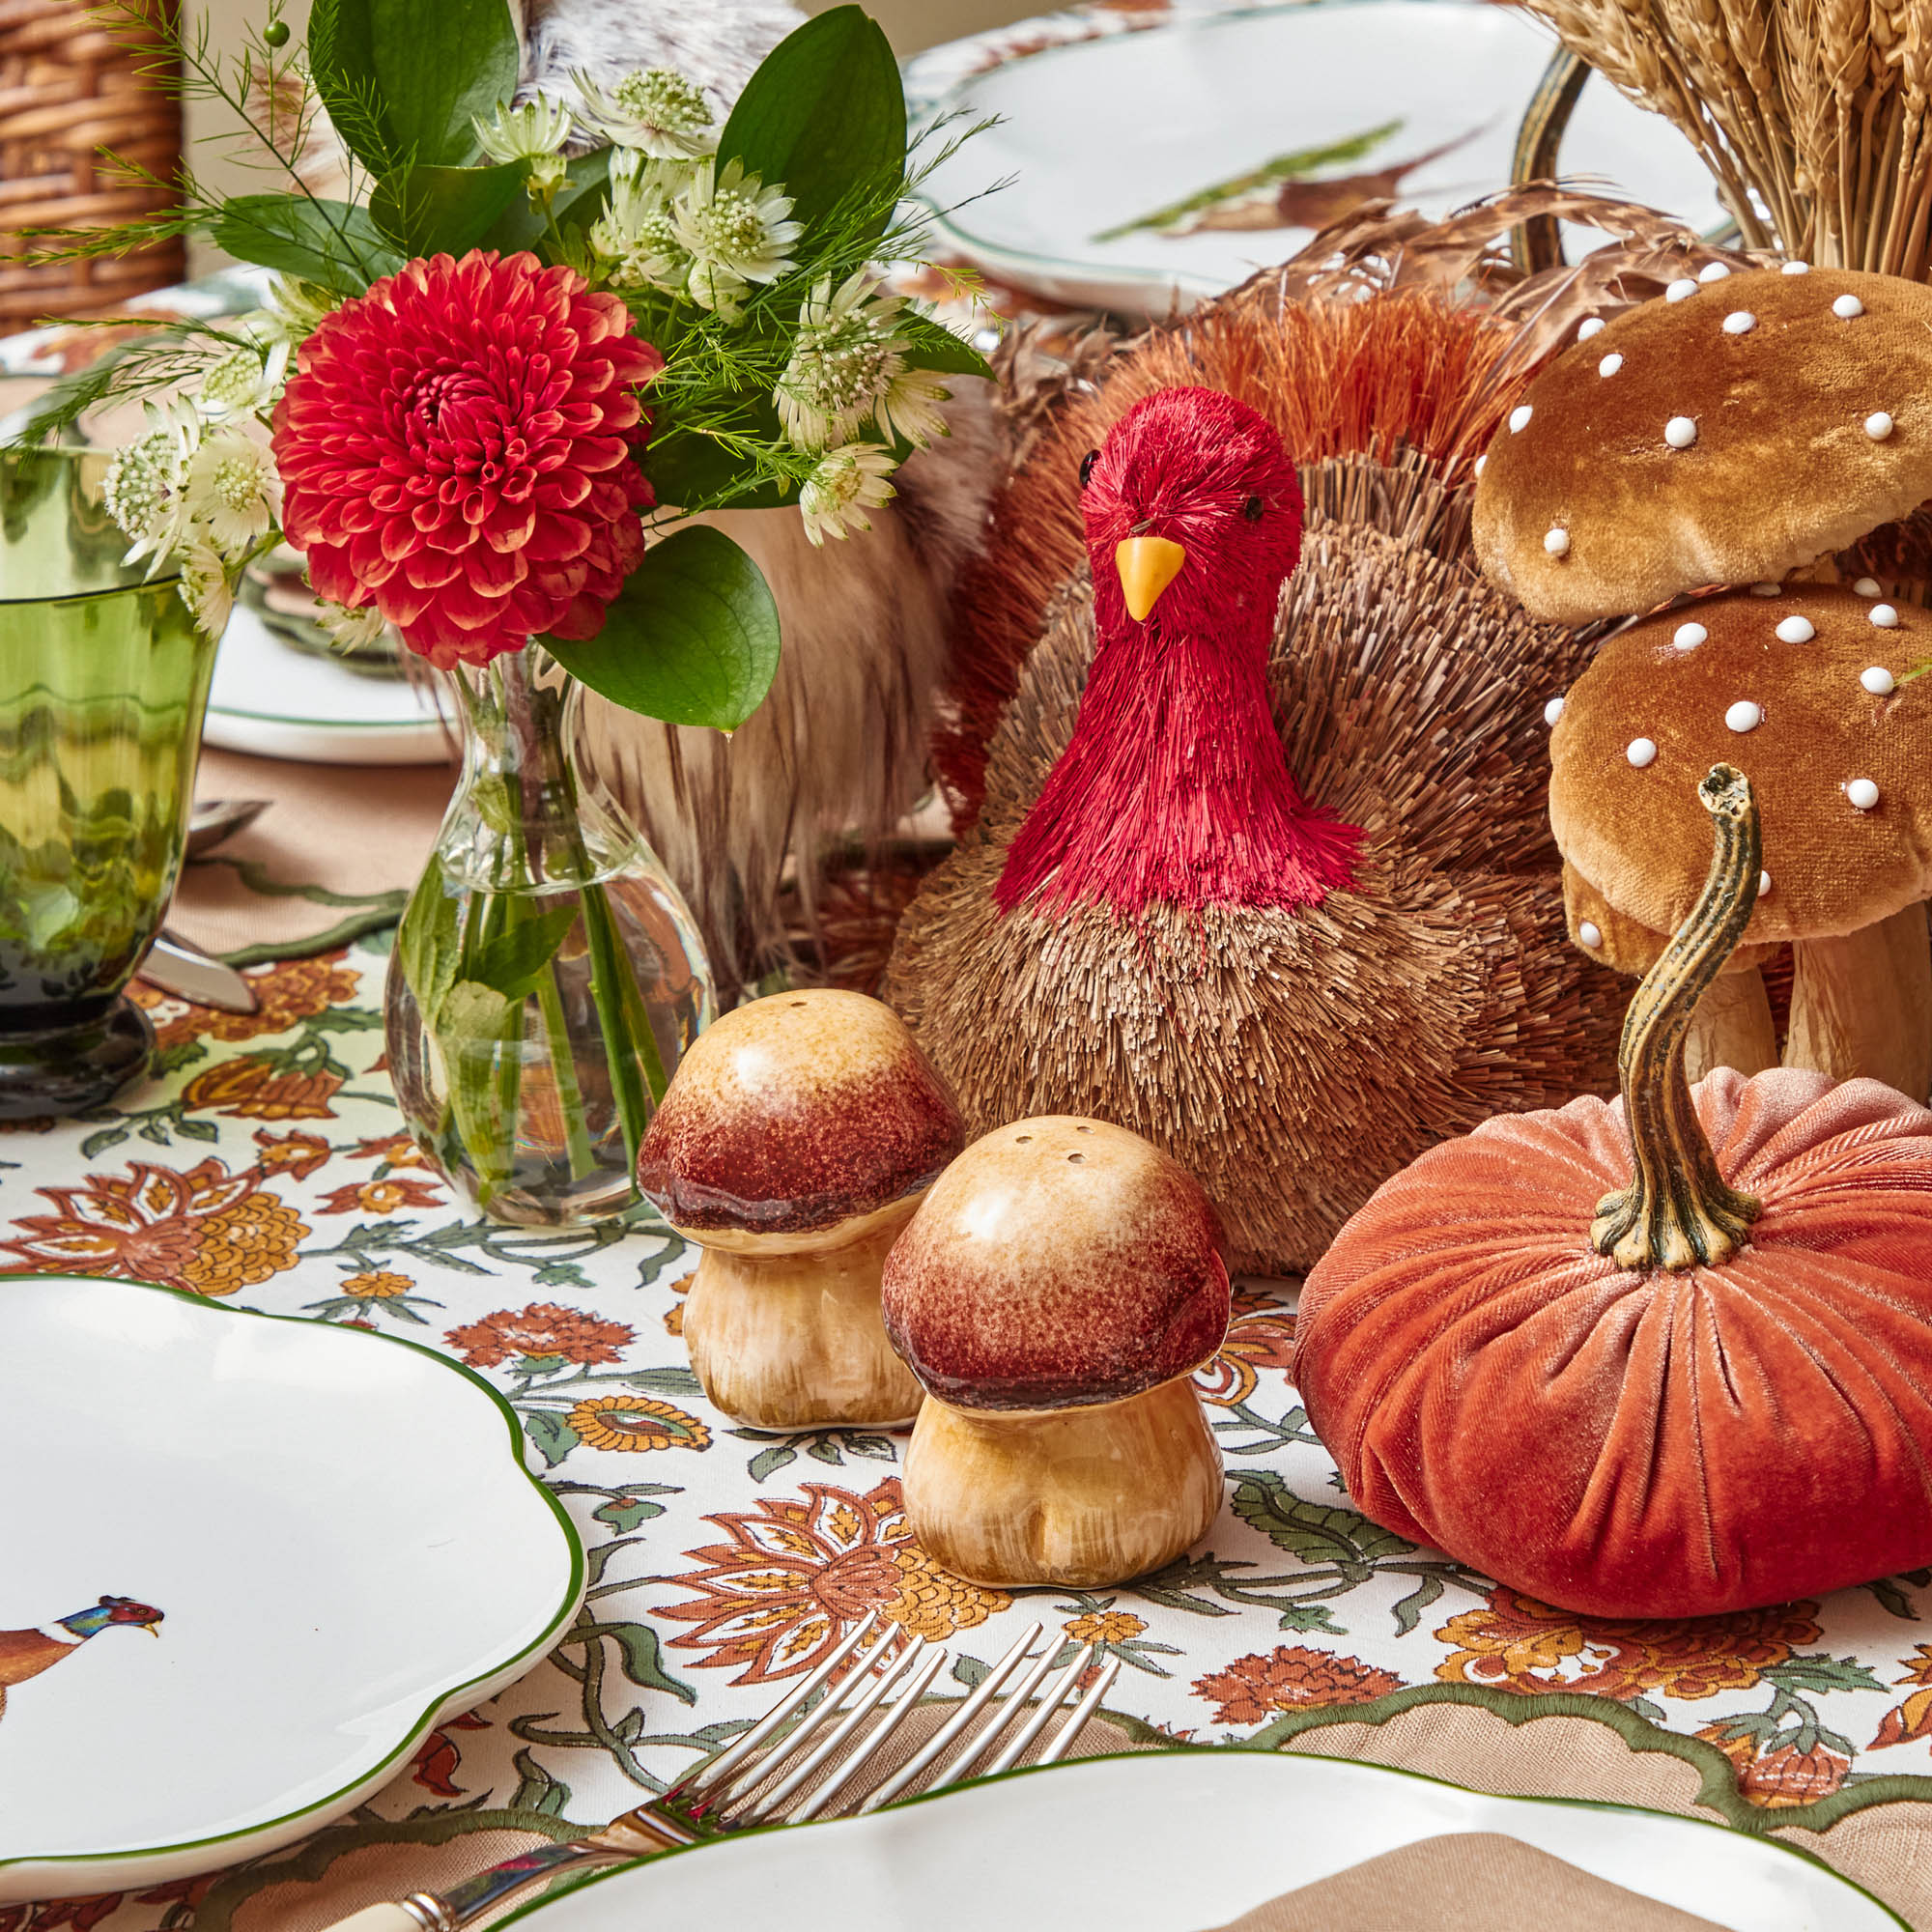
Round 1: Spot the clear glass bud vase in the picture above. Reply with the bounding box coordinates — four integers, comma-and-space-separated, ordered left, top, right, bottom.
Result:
385, 642, 714, 1228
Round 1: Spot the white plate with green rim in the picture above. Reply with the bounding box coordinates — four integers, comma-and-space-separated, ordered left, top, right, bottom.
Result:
909, 0, 1726, 314
0, 1274, 584, 1902
495, 1748, 1903, 1929
205, 601, 456, 766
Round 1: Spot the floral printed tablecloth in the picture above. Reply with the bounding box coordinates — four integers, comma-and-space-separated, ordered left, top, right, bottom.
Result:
12, 943, 1932, 1932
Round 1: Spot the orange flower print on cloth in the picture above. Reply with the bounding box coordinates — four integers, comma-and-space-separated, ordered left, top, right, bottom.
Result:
1195, 1293, 1296, 1407
0, 1158, 308, 1295
351, 1130, 432, 1170
129, 952, 360, 1047
1868, 1643, 1932, 1749
1696, 1725, 1853, 1806
1435, 1587, 1822, 1701
445, 1303, 635, 1369
339, 1271, 414, 1299
659, 1479, 1009, 1684
252, 1127, 332, 1179
1065, 1610, 1148, 1646
1192, 1646, 1404, 1725
182, 1057, 343, 1121
317, 1175, 444, 1214
568, 1394, 710, 1453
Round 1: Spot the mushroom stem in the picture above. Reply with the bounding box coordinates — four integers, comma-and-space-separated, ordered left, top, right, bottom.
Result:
1591, 765, 1764, 1272
1683, 965, 1778, 1082
899, 1374, 1221, 1588
1785, 905, 1932, 1103
682, 1204, 925, 1429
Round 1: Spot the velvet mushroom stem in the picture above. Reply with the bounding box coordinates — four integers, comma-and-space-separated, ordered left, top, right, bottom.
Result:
635, 990, 964, 1430
882, 1117, 1230, 1587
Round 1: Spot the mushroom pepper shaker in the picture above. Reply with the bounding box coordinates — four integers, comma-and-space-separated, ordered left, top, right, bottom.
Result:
882, 1117, 1230, 1587
636, 990, 964, 1429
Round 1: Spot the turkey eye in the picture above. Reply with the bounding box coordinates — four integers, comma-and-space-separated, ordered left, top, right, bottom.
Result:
1242, 495, 1265, 522
1079, 449, 1099, 487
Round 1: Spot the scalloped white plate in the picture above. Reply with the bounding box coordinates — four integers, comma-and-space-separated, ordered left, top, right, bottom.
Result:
0, 1275, 583, 1902
499, 1748, 1904, 1930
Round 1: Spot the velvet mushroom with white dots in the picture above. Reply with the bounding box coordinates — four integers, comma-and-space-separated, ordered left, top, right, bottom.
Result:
881, 1116, 1230, 1589
1547, 587, 1932, 1098
635, 988, 965, 1431
1473, 267, 1932, 625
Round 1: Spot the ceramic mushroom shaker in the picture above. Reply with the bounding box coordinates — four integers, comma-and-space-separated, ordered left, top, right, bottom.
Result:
636, 990, 964, 1429
1548, 585, 1932, 1100
881, 1117, 1230, 1587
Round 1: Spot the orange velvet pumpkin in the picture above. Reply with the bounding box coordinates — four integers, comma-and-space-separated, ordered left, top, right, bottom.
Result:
1293, 765, 1932, 1618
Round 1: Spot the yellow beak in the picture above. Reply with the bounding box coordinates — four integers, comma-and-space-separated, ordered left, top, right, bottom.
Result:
1115, 535, 1186, 622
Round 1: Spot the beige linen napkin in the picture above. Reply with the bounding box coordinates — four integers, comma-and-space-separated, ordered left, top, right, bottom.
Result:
1203, 1833, 1726, 1931
174, 747, 455, 964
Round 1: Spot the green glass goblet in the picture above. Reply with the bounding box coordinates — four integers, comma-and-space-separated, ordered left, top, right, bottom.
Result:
0, 449, 219, 1116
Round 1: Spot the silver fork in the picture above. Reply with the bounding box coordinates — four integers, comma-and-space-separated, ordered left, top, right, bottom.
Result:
326, 1614, 1122, 1931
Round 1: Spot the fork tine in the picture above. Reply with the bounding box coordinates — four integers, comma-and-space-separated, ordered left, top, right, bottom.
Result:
676, 1612, 886, 1802
1036, 1654, 1121, 1766
852, 1621, 1046, 1816
967, 1643, 1097, 1783
789, 1640, 954, 1824
725, 1636, 935, 1825
923, 1627, 1065, 1789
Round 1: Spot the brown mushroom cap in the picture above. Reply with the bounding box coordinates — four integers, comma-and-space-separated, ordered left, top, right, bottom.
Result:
1474, 267, 1932, 623
1548, 586, 1932, 953
881, 1116, 1229, 1412
1562, 858, 1779, 978
635, 989, 964, 1238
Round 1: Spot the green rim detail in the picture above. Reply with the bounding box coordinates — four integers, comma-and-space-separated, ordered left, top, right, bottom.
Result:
0, 1273, 587, 1889
485, 1737, 1913, 1930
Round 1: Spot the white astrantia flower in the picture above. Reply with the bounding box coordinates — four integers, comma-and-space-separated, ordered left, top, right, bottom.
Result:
671, 157, 801, 318
473, 94, 574, 164
798, 442, 896, 547
777, 270, 952, 452
185, 428, 283, 553
316, 598, 389, 653
261, 275, 339, 346
196, 337, 290, 421
176, 542, 234, 637
575, 66, 716, 159
589, 156, 692, 293
101, 396, 200, 571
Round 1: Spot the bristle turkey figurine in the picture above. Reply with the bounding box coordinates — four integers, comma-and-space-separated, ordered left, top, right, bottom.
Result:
887, 383, 1625, 1273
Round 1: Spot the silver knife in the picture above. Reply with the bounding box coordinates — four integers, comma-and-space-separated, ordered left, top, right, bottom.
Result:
138, 930, 259, 1013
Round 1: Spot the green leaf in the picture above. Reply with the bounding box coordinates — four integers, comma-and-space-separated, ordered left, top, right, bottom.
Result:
1389, 1572, 1444, 1637
593, 1493, 671, 1534
396, 871, 464, 1027
642, 416, 799, 513
522, 1409, 581, 1467
624, 1366, 703, 1395
895, 310, 994, 381
371, 163, 526, 256
510, 1745, 573, 1816
717, 6, 906, 237
1229, 1471, 1415, 1567
1763, 1654, 1889, 1696
544, 526, 781, 730
174, 1117, 219, 1144
585, 1621, 698, 1704
748, 1441, 797, 1483
466, 901, 582, 1003
1276, 1604, 1345, 1634
210, 196, 401, 297
309, 0, 519, 172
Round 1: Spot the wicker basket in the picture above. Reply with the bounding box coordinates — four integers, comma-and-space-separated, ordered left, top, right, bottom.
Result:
0, 0, 185, 334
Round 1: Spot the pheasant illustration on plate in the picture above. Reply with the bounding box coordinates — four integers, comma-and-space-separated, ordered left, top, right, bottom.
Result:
0, 1595, 164, 1724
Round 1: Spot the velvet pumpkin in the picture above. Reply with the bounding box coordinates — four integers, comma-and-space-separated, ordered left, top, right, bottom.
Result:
1293, 765, 1932, 1618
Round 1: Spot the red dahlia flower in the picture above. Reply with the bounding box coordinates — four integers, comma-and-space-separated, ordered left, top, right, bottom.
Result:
273, 250, 662, 668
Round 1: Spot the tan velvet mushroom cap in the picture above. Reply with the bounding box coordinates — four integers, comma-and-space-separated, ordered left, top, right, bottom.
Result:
1548, 586, 1932, 962
882, 1116, 1230, 1411
1474, 267, 1932, 623
635, 989, 964, 1247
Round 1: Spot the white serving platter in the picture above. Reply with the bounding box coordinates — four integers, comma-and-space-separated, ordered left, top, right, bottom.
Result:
912, 0, 1727, 313
205, 599, 456, 766
496, 1747, 1903, 1930
0, 1275, 583, 1901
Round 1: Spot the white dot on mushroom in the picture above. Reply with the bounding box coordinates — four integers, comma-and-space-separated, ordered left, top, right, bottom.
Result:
1872, 603, 1900, 628
1627, 737, 1658, 767
1759, 870, 1774, 896
1698, 261, 1732, 282
1544, 696, 1565, 726
1834, 294, 1865, 319
1665, 278, 1699, 302
1674, 621, 1707, 649
1474, 454, 1487, 477
1665, 415, 1698, 448
1579, 921, 1604, 948
1866, 412, 1895, 440
1848, 779, 1881, 811
1776, 615, 1815, 643
1855, 577, 1883, 597
1726, 699, 1763, 732
1599, 353, 1624, 378
1722, 311, 1756, 335
1782, 260, 1810, 274
1862, 665, 1896, 695
1750, 582, 1783, 597
1578, 316, 1605, 340
1545, 526, 1570, 555
1510, 405, 1533, 433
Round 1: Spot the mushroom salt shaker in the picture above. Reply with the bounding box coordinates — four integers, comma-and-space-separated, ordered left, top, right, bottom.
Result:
882, 1117, 1230, 1588
636, 990, 964, 1429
